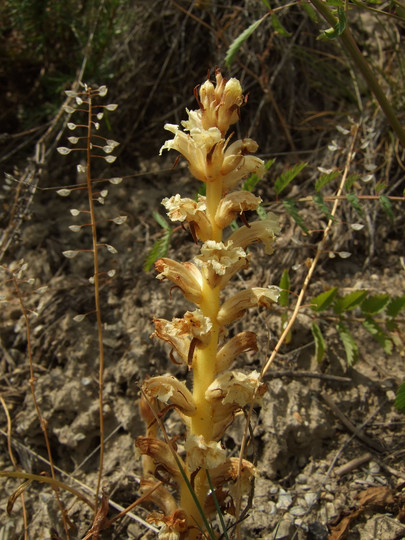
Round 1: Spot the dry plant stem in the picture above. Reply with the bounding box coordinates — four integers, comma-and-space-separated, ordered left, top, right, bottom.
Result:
85, 95, 106, 512
235, 124, 360, 537
310, 0, 405, 149
0, 395, 28, 539
0, 470, 95, 510
9, 271, 70, 538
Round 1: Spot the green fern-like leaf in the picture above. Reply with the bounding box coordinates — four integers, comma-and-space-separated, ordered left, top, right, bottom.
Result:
225, 17, 265, 67
337, 322, 358, 366
143, 229, 172, 272
282, 199, 309, 234
275, 162, 307, 195
315, 170, 340, 192
312, 322, 326, 363
362, 316, 393, 355
379, 195, 394, 221
346, 193, 364, 218
395, 381, 405, 414
270, 12, 291, 37
313, 193, 337, 222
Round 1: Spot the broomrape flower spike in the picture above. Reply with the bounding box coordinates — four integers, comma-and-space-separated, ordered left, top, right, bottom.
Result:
139, 70, 280, 539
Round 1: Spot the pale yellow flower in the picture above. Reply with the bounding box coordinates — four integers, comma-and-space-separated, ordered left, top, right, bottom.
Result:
217, 286, 280, 326
184, 433, 227, 472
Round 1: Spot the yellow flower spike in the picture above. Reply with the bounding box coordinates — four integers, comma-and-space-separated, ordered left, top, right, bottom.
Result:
215, 331, 258, 373
205, 370, 267, 408
140, 478, 178, 515
152, 317, 190, 366
148, 509, 188, 540
194, 240, 248, 288
228, 212, 281, 254
162, 194, 212, 241
217, 286, 281, 326
155, 258, 203, 305
208, 457, 257, 497
135, 437, 183, 484
215, 191, 262, 229
199, 71, 243, 135
184, 433, 227, 473
142, 375, 197, 417
152, 310, 212, 367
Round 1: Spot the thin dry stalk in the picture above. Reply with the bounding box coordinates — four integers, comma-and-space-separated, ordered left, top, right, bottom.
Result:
5, 267, 71, 537
234, 123, 361, 538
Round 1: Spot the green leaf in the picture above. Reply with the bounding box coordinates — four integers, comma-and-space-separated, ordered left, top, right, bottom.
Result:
362, 316, 393, 355
143, 229, 172, 272
319, 7, 346, 40
395, 382, 405, 414
361, 294, 390, 315
312, 323, 326, 363
379, 194, 394, 221
333, 290, 368, 314
279, 269, 290, 307
282, 199, 309, 234
337, 322, 358, 366
310, 287, 339, 312
270, 12, 291, 37
313, 193, 337, 222
274, 162, 307, 195
344, 173, 359, 192
225, 17, 265, 67
346, 193, 364, 218
301, 3, 318, 22
152, 211, 171, 230
315, 170, 340, 192
386, 295, 405, 318
261, 0, 271, 8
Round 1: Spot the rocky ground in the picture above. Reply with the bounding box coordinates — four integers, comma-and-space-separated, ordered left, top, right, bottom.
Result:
0, 124, 404, 540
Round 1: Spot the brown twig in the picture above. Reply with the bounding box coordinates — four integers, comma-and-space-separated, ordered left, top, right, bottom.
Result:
321, 393, 385, 453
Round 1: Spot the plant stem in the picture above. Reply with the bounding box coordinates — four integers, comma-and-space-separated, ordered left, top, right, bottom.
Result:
86, 92, 105, 511
310, 0, 405, 149
185, 178, 223, 534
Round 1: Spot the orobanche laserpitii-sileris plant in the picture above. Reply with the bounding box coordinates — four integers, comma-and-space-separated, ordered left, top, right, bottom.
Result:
136, 70, 281, 539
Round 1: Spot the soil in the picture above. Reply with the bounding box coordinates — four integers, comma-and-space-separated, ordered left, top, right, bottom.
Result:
0, 135, 404, 540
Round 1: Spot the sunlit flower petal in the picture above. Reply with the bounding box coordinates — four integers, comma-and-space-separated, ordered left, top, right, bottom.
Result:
228, 212, 280, 254
217, 286, 280, 326
184, 433, 227, 472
